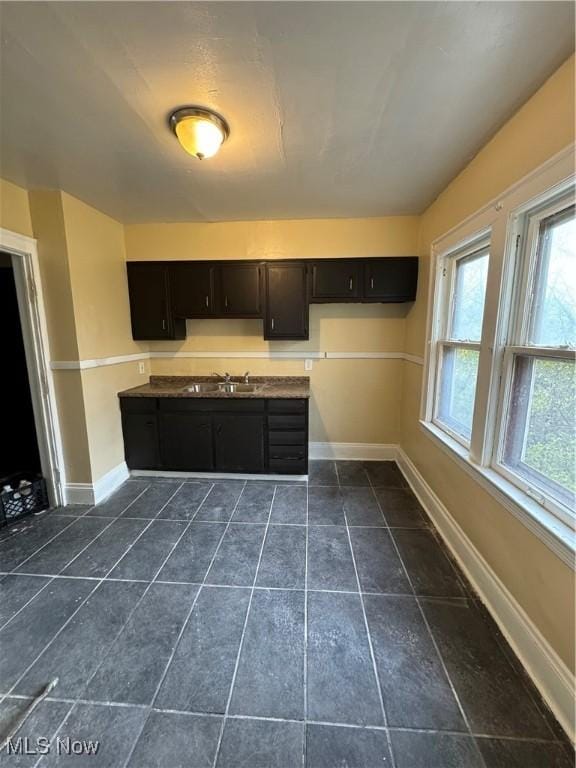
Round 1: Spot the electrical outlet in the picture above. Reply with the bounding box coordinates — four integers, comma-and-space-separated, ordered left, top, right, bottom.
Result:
138, 361, 146, 374
304, 359, 313, 371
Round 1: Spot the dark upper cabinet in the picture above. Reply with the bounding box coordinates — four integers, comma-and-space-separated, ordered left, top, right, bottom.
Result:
171, 262, 215, 318
127, 262, 185, 340
363, 257, 418, 302
264, 262, 309, 340
310, 259, 362, 301
127, 257, 418, 340
218, 263, 262, 317
214, 413, 265, 472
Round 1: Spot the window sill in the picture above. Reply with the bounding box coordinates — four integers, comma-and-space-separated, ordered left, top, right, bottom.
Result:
419, 420, 575, 568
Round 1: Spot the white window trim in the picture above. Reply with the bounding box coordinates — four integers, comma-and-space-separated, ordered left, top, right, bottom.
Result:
420, 144, 576, 568
431, 236, 490, 447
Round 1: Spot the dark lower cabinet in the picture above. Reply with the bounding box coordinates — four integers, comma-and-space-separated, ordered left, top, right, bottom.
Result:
120, 396, 308, 475
120, 400, 159, 470
159, 412, 214, 471
214, 413, 264, 472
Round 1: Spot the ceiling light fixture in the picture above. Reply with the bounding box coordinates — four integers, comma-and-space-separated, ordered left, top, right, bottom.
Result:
169, 106, 230, 160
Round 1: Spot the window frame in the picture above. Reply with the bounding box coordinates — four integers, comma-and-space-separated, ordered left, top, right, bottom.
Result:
421, 147, 576, 565
492, 192, 576, 527
431, 237, 490, 448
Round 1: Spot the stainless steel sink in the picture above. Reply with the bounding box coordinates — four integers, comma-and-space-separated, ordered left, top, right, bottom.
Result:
182, 383, 220, 393
217, 383, 259, 393
182, 382, 259, 394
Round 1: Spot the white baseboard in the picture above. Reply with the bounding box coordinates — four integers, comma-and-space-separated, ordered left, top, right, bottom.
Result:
396, 447, 575, 743
309, 442, 397, 460
131, 470, 307, 482
64, 483, 95, 506
64, 461, 129, 506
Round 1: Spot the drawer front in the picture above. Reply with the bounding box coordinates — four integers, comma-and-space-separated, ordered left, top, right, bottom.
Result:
120, 397, 157, 414
268, 445, 307, 460
268, 414, 306, 430
268, 430, 306, 446
269, 458, 307, 475
268, 399, 307, 414
159, 398, 265, 413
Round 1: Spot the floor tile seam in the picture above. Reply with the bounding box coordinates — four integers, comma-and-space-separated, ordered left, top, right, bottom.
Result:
341, 496, 397, 768
3, 515, 82, 574
1, 692, 568, 745
210, 483, 277, 768
368, 484, 483, 766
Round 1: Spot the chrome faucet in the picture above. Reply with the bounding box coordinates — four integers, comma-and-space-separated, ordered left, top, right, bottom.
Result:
212, 371, 232, 383
243, 371, 250, 384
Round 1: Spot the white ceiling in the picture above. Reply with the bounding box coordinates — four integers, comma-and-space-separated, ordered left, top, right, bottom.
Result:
0, 2, 573, 223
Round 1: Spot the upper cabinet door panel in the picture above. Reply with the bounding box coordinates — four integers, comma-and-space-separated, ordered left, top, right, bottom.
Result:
219, 263, 262, 317
363, 257, 418, 302
171, 262, 215, 318
264, 262, 309, 340
311, 260, 362, 301
127, 262, 184, 340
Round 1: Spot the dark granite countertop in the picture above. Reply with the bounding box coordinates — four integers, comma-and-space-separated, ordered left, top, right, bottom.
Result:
118, 375, 310, 399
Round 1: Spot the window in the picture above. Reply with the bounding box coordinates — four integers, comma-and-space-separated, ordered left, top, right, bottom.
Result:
423, 160, 575, 549
496, 199, 575, 521
433, 239, 489, 444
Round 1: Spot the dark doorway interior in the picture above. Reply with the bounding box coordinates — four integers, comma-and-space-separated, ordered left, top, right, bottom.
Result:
0, 252, 41, 478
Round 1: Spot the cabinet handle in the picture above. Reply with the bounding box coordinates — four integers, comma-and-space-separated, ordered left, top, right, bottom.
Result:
349, 277, 353, 291
205, 295, 209, 307
271, 318, 275, 330
224, 296, 228, 309
370, 277, 374, 290
162, 319, 166, 331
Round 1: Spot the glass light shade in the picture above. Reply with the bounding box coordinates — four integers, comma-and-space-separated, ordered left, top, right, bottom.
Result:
174, 115, 225, 159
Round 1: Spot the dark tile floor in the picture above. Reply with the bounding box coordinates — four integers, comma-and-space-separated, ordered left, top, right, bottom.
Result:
0, 461, 571, 767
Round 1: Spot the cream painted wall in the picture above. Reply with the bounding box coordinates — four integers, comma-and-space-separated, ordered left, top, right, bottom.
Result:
61, 193, 145, 360
26, 190, 147, 486
402, 54, 575, 670
124, 216, 419, 262
0, 178, 33, 237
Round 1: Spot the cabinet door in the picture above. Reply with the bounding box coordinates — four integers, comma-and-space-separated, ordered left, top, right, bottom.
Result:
363, 257, 418, 302
122, 412, 159, 470
264, 262, 309, 340
171, 263, 215, 317
311, 260, 361, 300
160, 412, 214, 470
127, 262, 185, 340
219, 263, 262, 316
214, 413, 264, 472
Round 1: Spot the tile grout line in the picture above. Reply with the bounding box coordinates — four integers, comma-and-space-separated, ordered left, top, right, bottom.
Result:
24, 481, 187, 768
117, 479, 225, 768
48, 485, 153, 579
0, 486, 158, 715
211, 483, 277, 768
369, 482, 489, 768
120, 481, 250, 768
1, 691, 567, 745
3, 515, 84, 574
28, 480, 199, 768
338, 463, 398, 768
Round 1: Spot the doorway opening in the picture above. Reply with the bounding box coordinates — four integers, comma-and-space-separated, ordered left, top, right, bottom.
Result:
1, 252, 42, 476
0, 230, 64, 513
